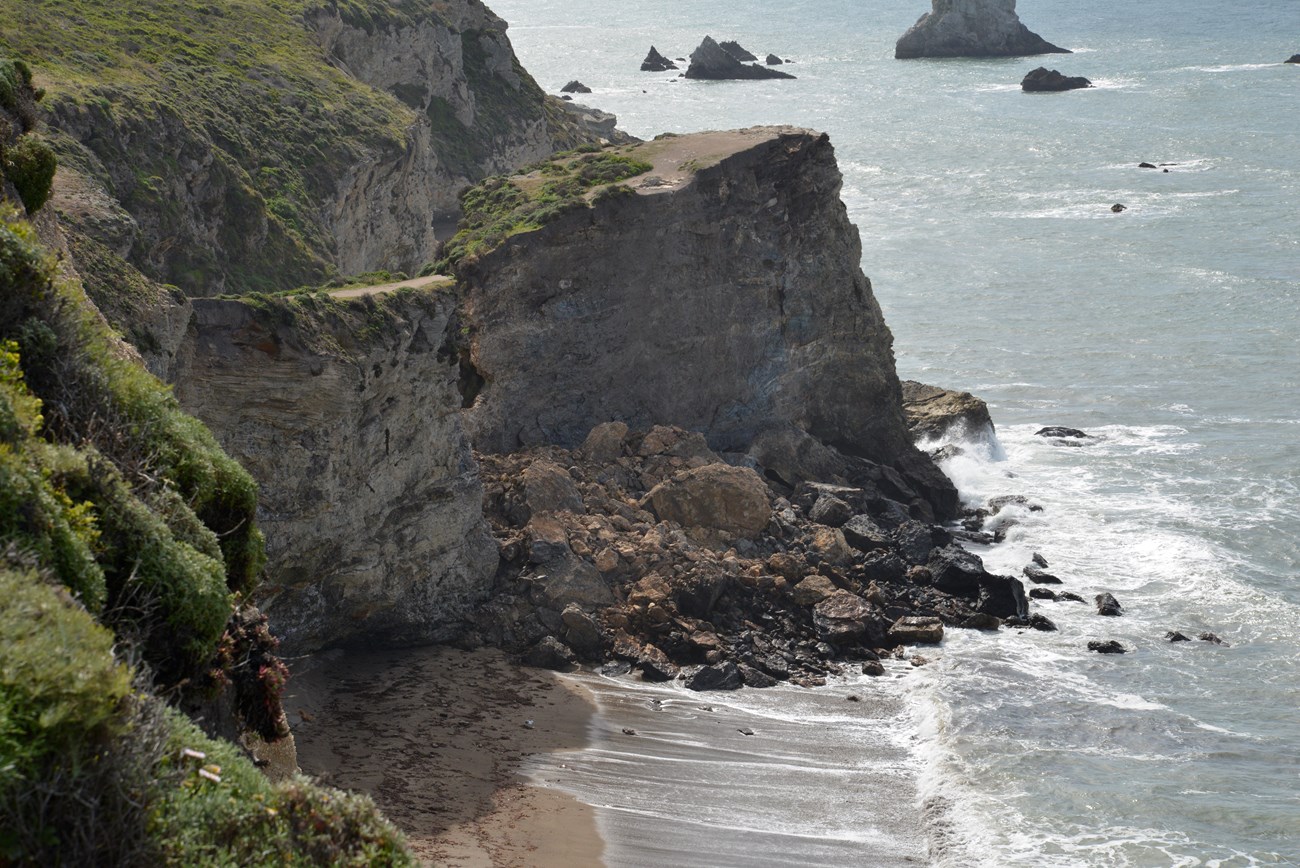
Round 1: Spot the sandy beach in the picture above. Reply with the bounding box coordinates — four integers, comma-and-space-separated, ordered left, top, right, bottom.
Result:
288, 646, 604, 866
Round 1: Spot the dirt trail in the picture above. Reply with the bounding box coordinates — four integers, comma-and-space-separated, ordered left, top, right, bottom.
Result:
328, 274, 453, 299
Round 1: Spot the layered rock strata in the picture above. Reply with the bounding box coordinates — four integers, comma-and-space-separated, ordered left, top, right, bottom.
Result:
895, 0, 1069, 59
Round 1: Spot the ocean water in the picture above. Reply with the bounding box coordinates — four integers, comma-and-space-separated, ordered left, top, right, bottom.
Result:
493, 1, 1300, 863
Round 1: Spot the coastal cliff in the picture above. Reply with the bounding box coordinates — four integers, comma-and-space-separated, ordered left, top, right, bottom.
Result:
171, 289, 498, 652
460, 129, 957, 518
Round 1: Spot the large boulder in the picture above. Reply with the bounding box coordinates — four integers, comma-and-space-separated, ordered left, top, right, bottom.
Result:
685, 661, 743, 691
1021, 67, 1092, 92
641, 46, 679, 71
561, 80, 592, 94
812, 591, 889, 645
928, 545, 1026, 618
889, 616, 944, 645
896, 0, 1069, 59
900, 381, 995, 443
643, 464, 771, 539
685, 36, 796, 80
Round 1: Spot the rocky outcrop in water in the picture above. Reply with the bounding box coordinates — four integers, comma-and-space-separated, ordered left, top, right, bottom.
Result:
901, 380, 995, 443
1021, 67, 1092, 91
718, 41, 759, 62
1285, 54, 1300, 64
685, 37, 796, 80
895, 0, 1069, 59
641, 46, 679, 71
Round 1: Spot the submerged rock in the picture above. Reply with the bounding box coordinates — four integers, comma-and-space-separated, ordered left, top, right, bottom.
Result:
1095, 593, 1123, 617
1021, 67, 1092, 91
896, 0, 1069, 59
641, 46, 679, 71
1088, 640, 1128, 654
1198, 632, 1229, 646
685, 36, 796, 80
1166, 631, 1191, 642
1035, 426, 1089, 439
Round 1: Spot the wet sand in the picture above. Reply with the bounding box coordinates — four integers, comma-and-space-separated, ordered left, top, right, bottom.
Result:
289, 646, 603, 867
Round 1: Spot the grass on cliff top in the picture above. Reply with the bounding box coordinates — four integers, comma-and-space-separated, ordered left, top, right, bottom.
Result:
438, 146, 651, 270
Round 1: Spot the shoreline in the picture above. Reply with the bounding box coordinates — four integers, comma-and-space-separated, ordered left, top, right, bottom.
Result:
288, 646, 604, 866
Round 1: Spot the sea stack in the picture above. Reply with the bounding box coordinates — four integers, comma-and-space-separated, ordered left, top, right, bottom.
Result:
1021, 67, 1092, 91
896, 0, 1069, 59
685, 36, 796, 80
1286, 54, 1300, 64
641, 46, 678, 71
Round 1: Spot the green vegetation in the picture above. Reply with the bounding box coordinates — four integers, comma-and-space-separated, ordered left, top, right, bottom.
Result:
440, 149, 652, 269
0, 199, 414, 861
0, 1, 571, 297
3, 135, 55, 213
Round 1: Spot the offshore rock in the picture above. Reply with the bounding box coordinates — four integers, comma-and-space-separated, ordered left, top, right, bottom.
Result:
685, 37, 796, 80
1021, 67, 1092, 92
641, 46, 679, 71
1088, 640, 1128, 654
766, 54, 785, 65
561, 80, 592, 94
1095, 592, 1123, 616
900, 380, 995, 443
896, 0, 1069, 59
460, 127, 956, 519
1286, 54, 1300, 64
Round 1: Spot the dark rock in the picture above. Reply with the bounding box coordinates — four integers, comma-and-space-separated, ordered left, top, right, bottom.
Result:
862, 660, 886, 676
561, 80, 592, 94
686, 661, 744, 691
738, 663, 779, 688
641, 46, 679, 72
1032, 552, 1049, 568
718, 40, 758, 62
1095, 593, 1123, 617
738, 726, 755, 736
976, 574, 1028, 620
685, 36, 796, 80
636, 645, 679, 682
523, 636, 578, 671
560, 604, 606, 657
960, 613, 1002, 631
951, 528, 996, 545
1027, 613, 1058, 632
1035, 426, 1089, 439
894, 520, 936, 565
600, 660, 632, 676
1021, 67, 1092, 92
622, 727, 638, 735
810, 494, 854, 527
766, 53, 784, 65
1029, 588, 1058, 601
1286, 54, 1300, 64
842, 514, 892, 552
1023, 565, 1063, 585
1059, 592, 1086, 603
1088, 640, 1128, 654
928, 544, 987, 596
896, 0, 1070, 59
1111, 203, 1127, 213
1138, 162, 1158, 169
1198, 632, 1229, 646
1165, 631, 1190, 642
560, 94, 573, 101
930, 444, 966, 462
846, 694, 861, 702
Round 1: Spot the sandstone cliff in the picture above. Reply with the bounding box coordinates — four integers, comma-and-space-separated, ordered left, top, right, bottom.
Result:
170, 289, 497, 652
895, 0, 1069, 59
458, 128, 957, 519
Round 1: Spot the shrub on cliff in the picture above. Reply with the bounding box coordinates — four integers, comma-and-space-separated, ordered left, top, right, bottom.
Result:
4, 135, 56, 214
439, 148, 652, 269
0, 206, 413, 862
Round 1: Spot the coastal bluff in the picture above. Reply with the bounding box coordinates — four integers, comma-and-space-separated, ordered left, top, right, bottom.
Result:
169, 128, 958, 653
896, 0, 1069, 59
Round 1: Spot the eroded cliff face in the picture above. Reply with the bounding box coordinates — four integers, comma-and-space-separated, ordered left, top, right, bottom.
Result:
170, 291, 497, 652
460, 128, 957, 518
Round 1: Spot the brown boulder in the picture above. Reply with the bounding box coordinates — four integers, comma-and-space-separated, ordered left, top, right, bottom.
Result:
643, 464, 771, 539
581, 421, 629, 461
523, 460, 584, 515
812, 590, 888, 645
791, 575, 837, 606
900, 381, 995, 443
888, 616, 945, 645
809, 526, 855, 566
